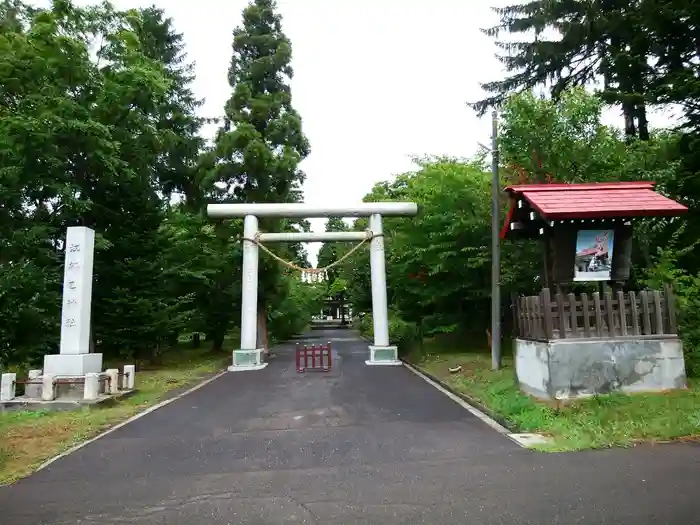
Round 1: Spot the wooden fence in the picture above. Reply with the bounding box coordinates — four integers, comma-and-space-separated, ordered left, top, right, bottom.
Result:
514, 286, 678, 341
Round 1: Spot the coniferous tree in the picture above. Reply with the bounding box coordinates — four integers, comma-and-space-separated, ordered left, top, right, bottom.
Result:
209, 0, 310, 348
473, 0, 655, 139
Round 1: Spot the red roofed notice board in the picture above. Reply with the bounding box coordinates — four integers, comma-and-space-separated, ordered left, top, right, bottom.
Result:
500, 181, 687, 240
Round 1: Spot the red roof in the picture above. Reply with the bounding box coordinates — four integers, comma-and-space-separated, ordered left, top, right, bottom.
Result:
504, 181, 687, 220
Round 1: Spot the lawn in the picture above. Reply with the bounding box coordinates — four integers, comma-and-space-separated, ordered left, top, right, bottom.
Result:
0, 347, 229, 485
413, 343, 700, 451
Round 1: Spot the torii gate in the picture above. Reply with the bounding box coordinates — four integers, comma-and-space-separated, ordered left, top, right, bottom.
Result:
207, 202, 418, 371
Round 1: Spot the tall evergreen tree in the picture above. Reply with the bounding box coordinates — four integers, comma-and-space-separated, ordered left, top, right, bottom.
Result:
210, 0, 309, 203
473, 0, 656, 139
208, 0, 310, 348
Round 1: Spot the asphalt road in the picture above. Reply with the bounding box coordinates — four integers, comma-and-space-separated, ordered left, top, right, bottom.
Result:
1, 328, 699, 524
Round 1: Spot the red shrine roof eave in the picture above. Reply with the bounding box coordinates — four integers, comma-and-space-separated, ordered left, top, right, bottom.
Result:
503, 181, 657, 193
500, 181, 688, 239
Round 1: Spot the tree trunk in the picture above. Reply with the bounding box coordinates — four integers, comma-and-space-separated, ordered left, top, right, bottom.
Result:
257, 306, 268, 355
636, 103, 650, 141
210, 329, 226, 352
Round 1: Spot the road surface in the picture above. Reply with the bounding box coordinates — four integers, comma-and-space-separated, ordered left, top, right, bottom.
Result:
1, 329, 698, 524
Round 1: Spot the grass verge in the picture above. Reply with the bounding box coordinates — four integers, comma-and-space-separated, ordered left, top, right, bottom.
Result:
0, 348, 228, 485
413, 342, 700, 452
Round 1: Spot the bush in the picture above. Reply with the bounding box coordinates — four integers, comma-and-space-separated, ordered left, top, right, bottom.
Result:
644, 245, 700, 376
268, 277, 325, 342
354, 310, 421, 358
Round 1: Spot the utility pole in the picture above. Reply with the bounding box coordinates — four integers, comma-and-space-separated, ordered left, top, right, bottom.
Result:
490, 110, 502, 370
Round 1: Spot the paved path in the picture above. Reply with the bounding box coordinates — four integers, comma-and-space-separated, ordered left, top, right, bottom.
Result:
1, 329, 700, 524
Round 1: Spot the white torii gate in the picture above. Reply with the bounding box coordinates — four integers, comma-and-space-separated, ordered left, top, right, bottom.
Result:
207, 202, 418, 371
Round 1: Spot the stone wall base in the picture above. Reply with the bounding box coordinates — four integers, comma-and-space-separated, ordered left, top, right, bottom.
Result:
514, 337, 687, 400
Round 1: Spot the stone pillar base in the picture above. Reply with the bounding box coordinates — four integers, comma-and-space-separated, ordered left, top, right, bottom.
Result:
228, 349, 268, 372
43, 353, 103, 376
366, 345, 402, 366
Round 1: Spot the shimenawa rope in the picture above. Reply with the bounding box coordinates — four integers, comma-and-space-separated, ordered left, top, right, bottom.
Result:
242, 229, 379, 275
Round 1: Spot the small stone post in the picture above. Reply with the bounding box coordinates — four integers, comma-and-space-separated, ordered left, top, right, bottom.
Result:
0, 373, 16, 401
26, 370, 42, 399
41, 375, 55, 401
83, 373, 100, 400
123, 365, 136, 389
105, 369, 119, 394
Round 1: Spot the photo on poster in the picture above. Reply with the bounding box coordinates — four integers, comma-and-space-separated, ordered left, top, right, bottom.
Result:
574, 229, 614, 281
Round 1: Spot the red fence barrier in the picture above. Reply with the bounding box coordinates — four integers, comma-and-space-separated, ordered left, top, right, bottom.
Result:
296, 342, 332, 372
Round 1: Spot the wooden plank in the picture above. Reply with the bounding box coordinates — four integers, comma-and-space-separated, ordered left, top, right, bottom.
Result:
604, 292, 615, 337
641, 291, 652, 335
629, 291, 640, 335
556, 293, 567, 339
617, 290, 627, 336
664, 284, 678, 334
593, 292, 603, 337
568, 293, 577, 337
653, 290, 664, 335
526, 296, 535, 339
541, 288, 554, 340
523, 297, 531, 339
510, 292, 520, 335
533, 295, 543, 339
581, 293, 591, 338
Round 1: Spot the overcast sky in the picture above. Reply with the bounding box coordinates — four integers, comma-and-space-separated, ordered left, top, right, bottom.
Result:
38, 0, 677, 265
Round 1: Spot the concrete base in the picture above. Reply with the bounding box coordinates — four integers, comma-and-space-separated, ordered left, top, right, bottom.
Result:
43, 353, 103, 376
228, 349, 268, 372
366, 345, 402, 366
0, 389, 135, 412
514, 337, 687, 400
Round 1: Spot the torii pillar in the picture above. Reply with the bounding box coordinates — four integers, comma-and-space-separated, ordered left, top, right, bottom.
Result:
207, 202, 418, 371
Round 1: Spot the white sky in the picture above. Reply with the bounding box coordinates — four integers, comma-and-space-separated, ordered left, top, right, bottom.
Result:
36, 0, 678, 266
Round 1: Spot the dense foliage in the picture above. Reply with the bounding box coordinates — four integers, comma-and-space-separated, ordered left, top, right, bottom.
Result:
336, 0, 700, 372
4, 0, 700, 378
341, 88, 700, 373
0, 0, 321, 369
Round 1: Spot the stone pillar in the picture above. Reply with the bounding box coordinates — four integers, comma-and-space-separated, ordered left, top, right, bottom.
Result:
105, 369, 119, 394
25, 369, 42, 399
367, 214, 400, 366
41, 375, 55, 401
83, 373, 100, 400
1, 373, 16, 401
44, 227, 103, 376
229, 214, 267, 372
123, 364, 136, 389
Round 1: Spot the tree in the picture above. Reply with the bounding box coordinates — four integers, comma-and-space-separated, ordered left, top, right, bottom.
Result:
473, 0, 665, 139
0, 0, 208, 365
208, 0, 310, 349
0, 0, 322, 370
317, 216, 350, 285
344, 90, 694, 360
132, 6, 210, 210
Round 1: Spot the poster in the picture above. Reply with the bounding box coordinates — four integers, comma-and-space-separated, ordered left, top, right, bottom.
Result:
574, 229, 614, 281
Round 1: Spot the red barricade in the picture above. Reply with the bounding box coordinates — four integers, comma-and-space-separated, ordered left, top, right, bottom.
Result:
296, 342, 332, 372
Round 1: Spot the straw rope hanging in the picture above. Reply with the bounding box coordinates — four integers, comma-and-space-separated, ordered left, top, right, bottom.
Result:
242, 229, 376, 282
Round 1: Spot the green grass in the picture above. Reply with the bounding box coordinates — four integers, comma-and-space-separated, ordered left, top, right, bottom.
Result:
413, 341, 700, 452
0, 347, 229, 485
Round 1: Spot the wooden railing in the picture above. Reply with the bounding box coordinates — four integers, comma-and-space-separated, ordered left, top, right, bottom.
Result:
514, 287, 678, 341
